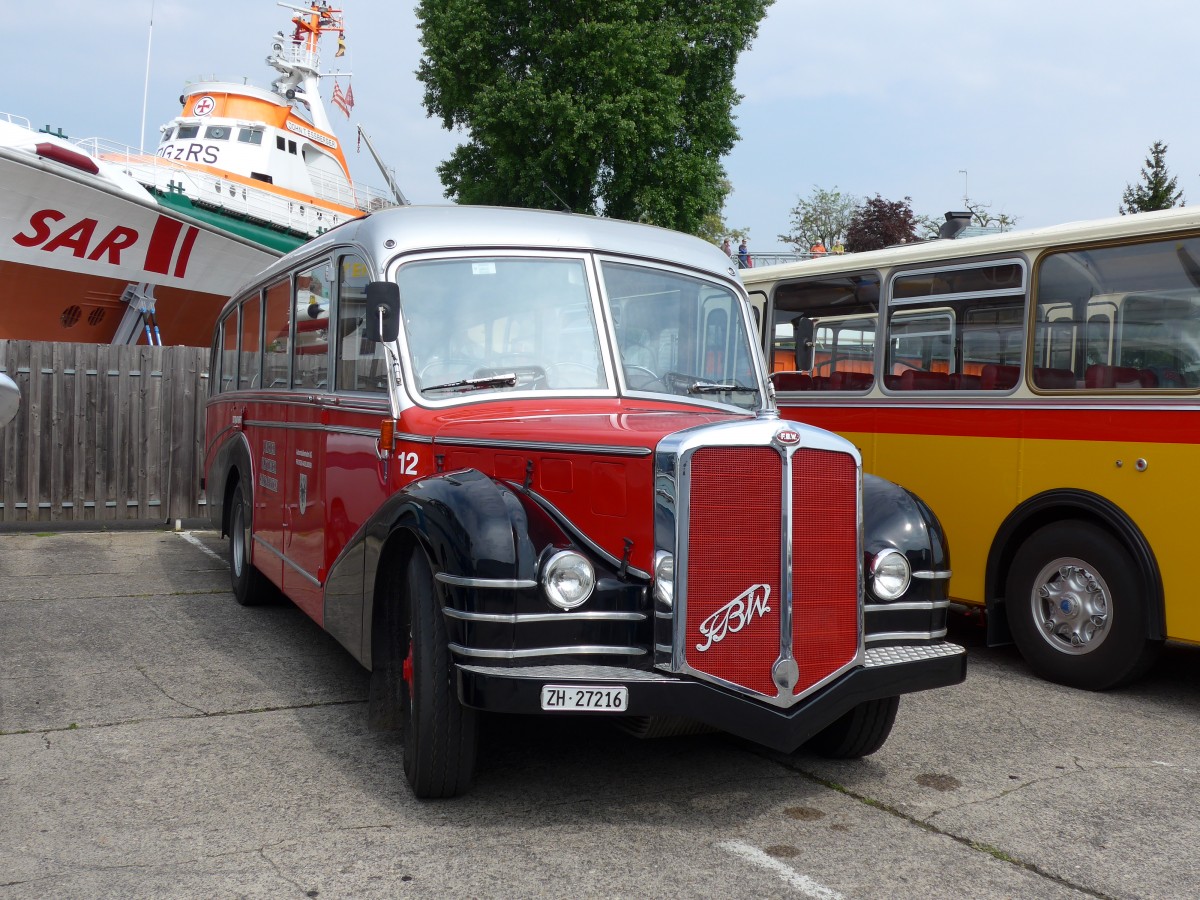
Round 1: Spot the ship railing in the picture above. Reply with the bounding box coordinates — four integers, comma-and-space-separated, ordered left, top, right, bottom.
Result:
78, 137, 399, 239
1, 112, 34, 130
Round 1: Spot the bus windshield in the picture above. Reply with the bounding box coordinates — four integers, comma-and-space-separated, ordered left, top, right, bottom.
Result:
396, 255, 762, 410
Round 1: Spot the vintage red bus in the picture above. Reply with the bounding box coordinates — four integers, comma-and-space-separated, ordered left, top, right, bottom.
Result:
743, 206, 1200, 691
203, 206, 964, 797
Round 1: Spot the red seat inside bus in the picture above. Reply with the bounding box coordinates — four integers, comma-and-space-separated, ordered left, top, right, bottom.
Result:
770, 371, 812, 391
1085, 364, 1157, 388
899, 370, 951, 390
1032, 367, 1076, 389
830, 371, 875, 391
980, 364, 1020, 390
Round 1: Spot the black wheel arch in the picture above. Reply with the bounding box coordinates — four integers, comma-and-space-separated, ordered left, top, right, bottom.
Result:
985, 489, 1165, 643
207, 431, 254, 538
329, 469, 543, 671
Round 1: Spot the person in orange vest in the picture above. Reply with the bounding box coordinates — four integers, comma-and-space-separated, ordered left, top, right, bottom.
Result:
810, 241, 827, 257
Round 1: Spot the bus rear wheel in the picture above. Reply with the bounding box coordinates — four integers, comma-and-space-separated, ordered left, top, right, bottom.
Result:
803, 696, 899, 759
229, 477, 270, 606
400, 549, 478, 798
1005, 521, 1160, 690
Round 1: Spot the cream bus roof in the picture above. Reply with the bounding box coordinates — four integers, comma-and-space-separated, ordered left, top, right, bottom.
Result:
742, 206, 1200, 285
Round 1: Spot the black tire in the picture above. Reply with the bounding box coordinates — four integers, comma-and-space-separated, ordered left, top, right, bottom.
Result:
401, 549, 478, 798
1006, 520, 1161, 690
805, 696, 900, 759
228, 477, 271, 606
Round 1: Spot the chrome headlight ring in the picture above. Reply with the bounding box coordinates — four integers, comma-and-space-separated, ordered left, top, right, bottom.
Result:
870, 548, 911, 601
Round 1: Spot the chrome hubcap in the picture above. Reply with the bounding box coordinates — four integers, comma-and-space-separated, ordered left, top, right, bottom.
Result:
1030, 557, 1111, 655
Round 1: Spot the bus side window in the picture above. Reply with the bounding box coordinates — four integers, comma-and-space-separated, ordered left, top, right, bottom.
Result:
334, 254, 386, 393
292, 261, 332, 390
239, 293, 262, 390
264, 279, 291, 389
219, 309, 239, 393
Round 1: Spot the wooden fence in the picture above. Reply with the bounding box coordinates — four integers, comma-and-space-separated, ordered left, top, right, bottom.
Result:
0, 341, 209, 527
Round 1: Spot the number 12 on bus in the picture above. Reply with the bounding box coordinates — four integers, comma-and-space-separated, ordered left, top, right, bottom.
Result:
743, 206, 1200, 690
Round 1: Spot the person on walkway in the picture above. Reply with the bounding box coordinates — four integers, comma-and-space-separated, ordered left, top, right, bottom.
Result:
737, 240, 750, 269
810, 241, 827, 257
720, 238, 732, 258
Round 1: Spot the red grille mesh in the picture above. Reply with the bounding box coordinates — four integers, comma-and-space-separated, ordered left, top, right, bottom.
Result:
791, 448, 860, 694
685, 447, 782, 695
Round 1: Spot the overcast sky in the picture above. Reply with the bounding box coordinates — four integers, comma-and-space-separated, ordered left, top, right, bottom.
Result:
8, 1, 1197, 253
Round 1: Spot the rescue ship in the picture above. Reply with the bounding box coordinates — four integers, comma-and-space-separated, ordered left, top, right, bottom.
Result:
0, 2, 400, 346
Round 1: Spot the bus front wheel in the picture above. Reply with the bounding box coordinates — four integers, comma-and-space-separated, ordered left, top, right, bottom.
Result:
229, 477, 270, 606
1005, 521, 1160, 690
400, 550, 478, 798
803, 696, 899, 759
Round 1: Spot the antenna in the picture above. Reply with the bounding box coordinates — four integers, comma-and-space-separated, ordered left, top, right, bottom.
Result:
139, 0, 155, 153
542, 181, 572, 213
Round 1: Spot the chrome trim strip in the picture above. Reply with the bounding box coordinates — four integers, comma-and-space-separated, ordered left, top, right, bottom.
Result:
912, 570, 953, 580
458, 662, 675, 682
251, 535, 321, 587
449, 643, 646, 659
864, 642, 963, 665
438, 435, 652, 457
435, 572, 537, 589
865, 599, 952, 612
444, 608, 646, 624
864, 628, 948, 643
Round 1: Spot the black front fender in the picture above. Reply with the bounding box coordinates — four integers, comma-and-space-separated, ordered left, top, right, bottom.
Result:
324, 469, 539, 668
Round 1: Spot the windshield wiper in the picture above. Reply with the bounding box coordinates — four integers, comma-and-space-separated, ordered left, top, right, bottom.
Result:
423, 373, 518, 393
687, 381, 759, 395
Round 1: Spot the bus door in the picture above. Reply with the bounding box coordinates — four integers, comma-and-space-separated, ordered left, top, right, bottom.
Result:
282, 260, 335, 622
249, 278, 292, 587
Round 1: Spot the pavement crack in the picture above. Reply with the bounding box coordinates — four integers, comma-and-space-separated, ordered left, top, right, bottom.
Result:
764, 752, 1119, 900
135, 665, 207, 714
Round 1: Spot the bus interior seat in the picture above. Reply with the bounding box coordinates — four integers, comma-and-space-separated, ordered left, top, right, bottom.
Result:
830, 371, 874, 391
770, 371, 812, 391
1085, 364, 1157, 388
1032, 367, 1076, 389
947, 372, 982, 390
980, 364, 1020, 390
900, 370, 951, 390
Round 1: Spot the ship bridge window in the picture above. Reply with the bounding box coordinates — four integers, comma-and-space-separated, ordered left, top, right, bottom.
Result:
177, 124, 199, 139
161, 126, 175, 141
204, 126, 231, 140
276, 136, 286, 151
237, 128, 264, 145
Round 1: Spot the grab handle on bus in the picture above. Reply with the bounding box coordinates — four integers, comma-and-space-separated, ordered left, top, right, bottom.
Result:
365, 282, 400, 343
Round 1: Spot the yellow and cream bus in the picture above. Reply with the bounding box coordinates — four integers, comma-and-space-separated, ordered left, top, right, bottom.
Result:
742, 206, 1200, 690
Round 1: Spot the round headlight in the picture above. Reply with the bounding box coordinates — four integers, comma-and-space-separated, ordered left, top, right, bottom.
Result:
654, 551, 674, 608
871, 549, 911, 601
543, 550, 595, 609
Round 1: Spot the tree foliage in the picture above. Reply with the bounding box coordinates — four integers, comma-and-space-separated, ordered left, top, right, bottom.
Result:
778, 186, 858, 251
1120, 140, 1184, 214
416, 0, 773, 235
844, 195, 918, 252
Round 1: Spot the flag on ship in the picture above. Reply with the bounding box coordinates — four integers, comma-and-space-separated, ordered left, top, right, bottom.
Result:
332, 79, 354, 117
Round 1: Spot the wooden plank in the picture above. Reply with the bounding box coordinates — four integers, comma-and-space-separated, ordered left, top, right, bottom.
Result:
1, 341, 213, 525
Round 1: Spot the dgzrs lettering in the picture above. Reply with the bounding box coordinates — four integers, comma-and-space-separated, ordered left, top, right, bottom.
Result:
258, 473, 278, 492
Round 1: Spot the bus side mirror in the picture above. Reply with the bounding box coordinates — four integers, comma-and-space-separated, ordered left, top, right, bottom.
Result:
792, 316, 814, 371
364, 281, 400, 343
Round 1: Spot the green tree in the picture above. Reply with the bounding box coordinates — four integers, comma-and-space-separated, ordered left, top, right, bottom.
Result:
1120, 141, 1184, 214
844, 195, 918, 252
778, 186, 859, 251
416, 1, 773, 235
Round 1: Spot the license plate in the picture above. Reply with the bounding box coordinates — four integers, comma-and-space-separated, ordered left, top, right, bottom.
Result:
540, 684, 628, 712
